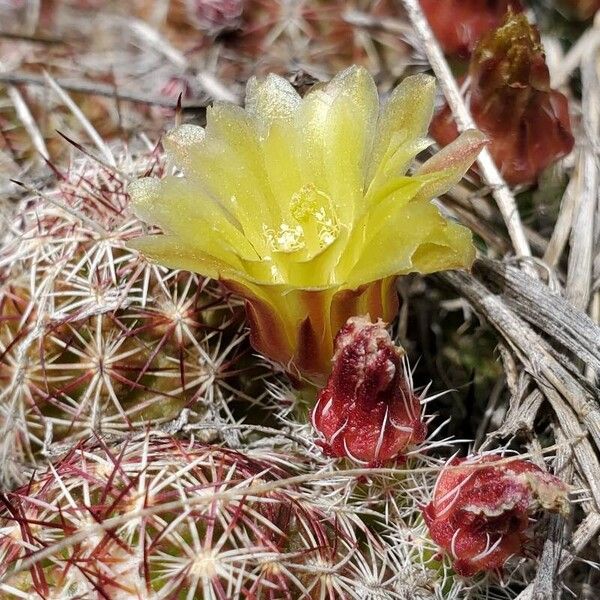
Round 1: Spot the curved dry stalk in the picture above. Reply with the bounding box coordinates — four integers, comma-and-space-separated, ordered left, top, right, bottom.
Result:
0, 71, 208, 110
566, 45, 600, 311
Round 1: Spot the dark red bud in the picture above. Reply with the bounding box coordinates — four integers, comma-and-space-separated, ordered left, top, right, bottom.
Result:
311, 316, 426, 464
423, 455, 569, 576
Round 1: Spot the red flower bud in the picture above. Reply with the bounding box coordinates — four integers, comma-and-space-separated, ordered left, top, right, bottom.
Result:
430, 13, 574, 186
311, 316, 427, 465
423, 455, 569, 577
420, 0, 523, 57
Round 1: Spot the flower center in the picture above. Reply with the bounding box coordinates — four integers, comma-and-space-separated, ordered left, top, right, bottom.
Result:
263, 184, 339, 255
263, 222, 305, 253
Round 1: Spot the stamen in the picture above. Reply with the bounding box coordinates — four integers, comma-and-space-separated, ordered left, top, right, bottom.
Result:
263, 223, 305, 253
289, 184, 339, 250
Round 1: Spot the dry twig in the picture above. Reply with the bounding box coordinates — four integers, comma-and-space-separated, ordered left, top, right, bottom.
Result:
0, 71, 208, 111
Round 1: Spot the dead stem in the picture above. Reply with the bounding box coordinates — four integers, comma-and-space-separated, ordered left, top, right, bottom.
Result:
0, 71, 208, 110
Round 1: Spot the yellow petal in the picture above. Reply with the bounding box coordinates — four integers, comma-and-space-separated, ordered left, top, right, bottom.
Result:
260, 121, 303, 216
246, 73, 301, 133
410, 222, 475, 274
162, 124, 206, 172
129, 234, 241, 280
295, 88, 333, 195
414, 129, 487, 200
345, 200, 474, 286
323, 66, 379, 222
129, 177, 259, 262
368, 74, 436, 182
362, 179, 425, 241
363, 137, 432, 210
245, 75, 304, 210
337, 179, 422, 279
166, 107, 276, 251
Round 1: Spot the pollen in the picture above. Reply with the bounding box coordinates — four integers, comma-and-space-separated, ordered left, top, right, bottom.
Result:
314, 207, 339, 249
263, 222, 305, 253
290, 183, 319, 220
290, 184, 339, 250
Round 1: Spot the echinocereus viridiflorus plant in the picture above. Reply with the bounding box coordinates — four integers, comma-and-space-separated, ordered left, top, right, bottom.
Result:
0, 149, 266, 486
0, 433, 425, 600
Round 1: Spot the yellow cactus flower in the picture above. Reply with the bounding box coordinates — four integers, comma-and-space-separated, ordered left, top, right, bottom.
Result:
129, 66, 484, 381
